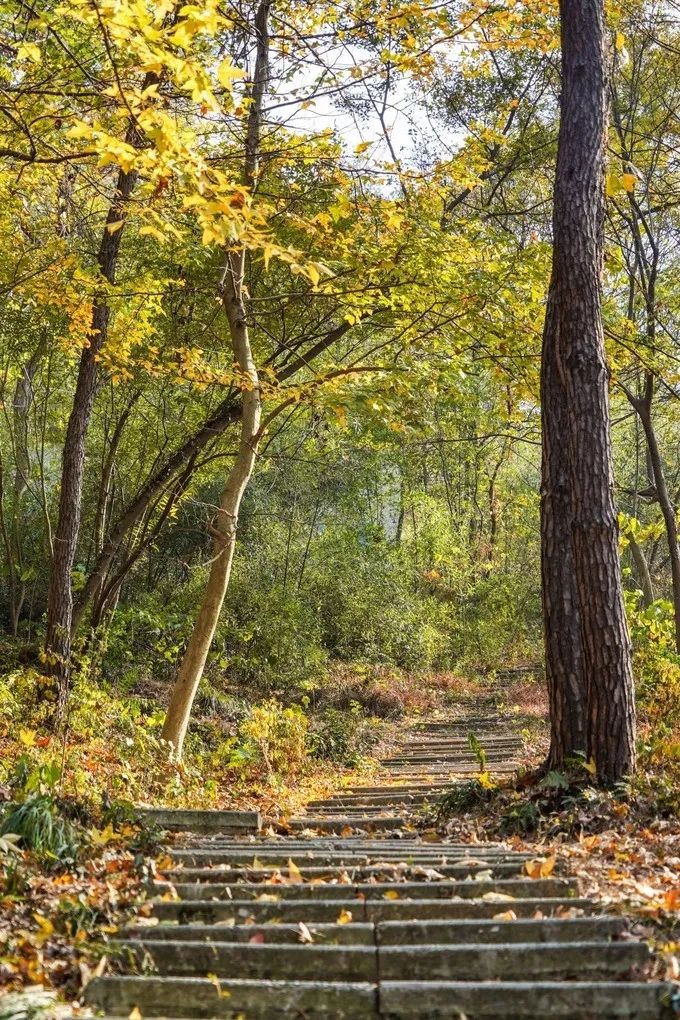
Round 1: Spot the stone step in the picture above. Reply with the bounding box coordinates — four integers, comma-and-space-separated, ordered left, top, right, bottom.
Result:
168, 850, 536, 867
377, 917, 625, 944
86, 976, 377, 1018
381, 754, 517, 762
377, 941, 649, 980
119, 939, 378, 981
139, 809, 261, 834
118, 937, 647, 983
150, 896, 592, 924
123, 921, 377, 945
124, 916, 625, 947
87, 976, 671, 1018
340, 783, 464, 795
155, 877, 576, 902
289, 816, 406, 832
160, 861, 529, 882
307, 793, 444, 807
378, 981, 671, 1018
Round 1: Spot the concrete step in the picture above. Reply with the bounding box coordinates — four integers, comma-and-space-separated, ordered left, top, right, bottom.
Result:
168, 850, 537, 867
124, 916, 624, 947
378, 980, 671, 1017
119, 939, 378, 981
307, 794, 442, 808
123, 921, 377, 944
289, 817, 406, 832
139, 809, 261, 834
376, 917, 625, 944
150, 896, 593, 924
160, 861, 528, 882
118, 937, 647, 982
376, 940, 649, 980
87, 976, 377, 1017
90, 974, 671, 1017
154, 877, 577, 901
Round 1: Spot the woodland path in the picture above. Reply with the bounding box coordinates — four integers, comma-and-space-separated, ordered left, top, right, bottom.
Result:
87, 711, 674, 1018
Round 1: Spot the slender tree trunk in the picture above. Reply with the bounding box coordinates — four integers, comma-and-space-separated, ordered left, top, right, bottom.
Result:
628, 533, 655, 608
161, 253, 262, 758
633, 383, 680, 651
44, 162, 138, 725
543, 0, 635, 782
161, 0, 270, 759
5, 343, 44, 634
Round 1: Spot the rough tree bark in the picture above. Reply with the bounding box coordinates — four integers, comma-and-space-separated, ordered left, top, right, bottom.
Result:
542, 0, 636, 781
541, 294, 586, 765
161, 0, 271, 759
44, 160, 138, 726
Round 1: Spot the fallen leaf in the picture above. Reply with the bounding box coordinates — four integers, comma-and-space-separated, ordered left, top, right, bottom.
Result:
287, 859, 303, 884
525, 855, 555, 879
248, 932, 265, 944
383, 890, 400, 900
129, 1009, 142, 1020
493, 909, 517, 921
337, 909, 353, 924
298, 921, 314, 943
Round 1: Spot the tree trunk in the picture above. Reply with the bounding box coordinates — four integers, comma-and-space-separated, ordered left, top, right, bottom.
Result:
628, 533, 655, 608
44, 163, 137, 726
543, 0, 635, 782
541, 297, 586, 765
627, 376, 680, 651
6, 343, 44, 634
161, 0, 270, 759
161, 253, 262, 758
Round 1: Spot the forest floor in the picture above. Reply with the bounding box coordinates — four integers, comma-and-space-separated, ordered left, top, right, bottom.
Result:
0, 668, 678, 1011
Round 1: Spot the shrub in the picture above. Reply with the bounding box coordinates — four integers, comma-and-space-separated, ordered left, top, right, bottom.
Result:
0, 795, 81, 862
228, 699, 310, 781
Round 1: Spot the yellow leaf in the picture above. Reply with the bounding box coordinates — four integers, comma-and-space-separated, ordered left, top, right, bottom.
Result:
287, 859, 303, 884
354, 140, 372, 154
606, 173, 622, 198
106, 220, 125, 234
622, 173, 636, 193
17, 42, 41, 63
32, 913, 54, 944
19, 728, 37, 747
129, 1009, 143, 1020
583, 758, 597, 775
493, 909, 517, 921
217, 59, 244, 88
615, 31, 625, 51
383, 890, 400, 900
336, 909, 353, 924
525, 855, 556, 879
89, 822, 117, 846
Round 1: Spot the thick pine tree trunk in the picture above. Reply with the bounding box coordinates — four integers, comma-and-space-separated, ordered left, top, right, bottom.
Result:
542, 0, 636, 782
541, 299, 586, 765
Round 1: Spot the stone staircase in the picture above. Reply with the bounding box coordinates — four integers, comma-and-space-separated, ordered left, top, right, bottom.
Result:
88, 713, 676, 1018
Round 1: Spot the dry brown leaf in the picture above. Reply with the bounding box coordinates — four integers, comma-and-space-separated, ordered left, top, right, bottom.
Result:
298, 921, 314, 944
